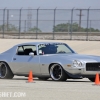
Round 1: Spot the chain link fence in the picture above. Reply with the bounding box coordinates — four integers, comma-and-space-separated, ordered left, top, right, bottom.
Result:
0, 8, 100, 40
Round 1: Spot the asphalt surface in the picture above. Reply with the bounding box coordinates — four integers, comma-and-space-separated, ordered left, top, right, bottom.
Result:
0, 76, 100, 100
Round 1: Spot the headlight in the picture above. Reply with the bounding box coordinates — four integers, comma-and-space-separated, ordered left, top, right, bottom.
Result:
73, 60, 83, 67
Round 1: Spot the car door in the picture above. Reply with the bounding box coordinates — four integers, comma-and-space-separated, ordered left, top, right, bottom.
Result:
12, 45, 40, 75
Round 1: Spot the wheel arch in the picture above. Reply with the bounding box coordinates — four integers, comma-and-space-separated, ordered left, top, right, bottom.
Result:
48, 62, 84, 79
48, 62, 64, 73
0, 60, 13, 74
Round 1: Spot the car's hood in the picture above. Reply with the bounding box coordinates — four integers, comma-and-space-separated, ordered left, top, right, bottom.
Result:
51, 53, 100, 62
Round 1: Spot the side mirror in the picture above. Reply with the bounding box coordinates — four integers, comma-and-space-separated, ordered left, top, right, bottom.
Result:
29, 52, 34, 56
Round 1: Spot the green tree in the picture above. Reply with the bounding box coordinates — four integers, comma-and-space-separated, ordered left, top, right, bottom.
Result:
0, 23, 18, 32
28, 27, 42, 32
53, 22, 100, 32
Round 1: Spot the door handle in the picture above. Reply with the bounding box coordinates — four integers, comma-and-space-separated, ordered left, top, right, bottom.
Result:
13, 58, 16, 60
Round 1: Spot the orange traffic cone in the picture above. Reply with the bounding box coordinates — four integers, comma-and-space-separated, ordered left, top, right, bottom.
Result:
95, 73, 100, 85
26, 71, 34, 83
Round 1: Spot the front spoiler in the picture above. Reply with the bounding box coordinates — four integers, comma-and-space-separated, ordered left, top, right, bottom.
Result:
65, 70, 96, 78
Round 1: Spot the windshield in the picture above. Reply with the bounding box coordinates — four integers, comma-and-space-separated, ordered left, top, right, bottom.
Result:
38, 43, 75, 55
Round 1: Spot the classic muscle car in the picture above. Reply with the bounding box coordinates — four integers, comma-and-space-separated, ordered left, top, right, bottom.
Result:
0, 41, 100, 82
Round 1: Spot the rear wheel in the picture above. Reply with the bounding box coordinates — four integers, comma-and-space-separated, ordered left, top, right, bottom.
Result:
50, 64, 67, 81
0, 62, 14, 79
88, 78, 95, 82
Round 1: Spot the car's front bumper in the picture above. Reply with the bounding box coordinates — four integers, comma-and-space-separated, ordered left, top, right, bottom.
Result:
68, 68, 100, 75
66, 65, 100, 76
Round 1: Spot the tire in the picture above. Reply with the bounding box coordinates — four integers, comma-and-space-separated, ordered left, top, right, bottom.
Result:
38, 77, 49, 81
50, 64, 67, 81
0, 62, 14, 79
88, 78, 95, 82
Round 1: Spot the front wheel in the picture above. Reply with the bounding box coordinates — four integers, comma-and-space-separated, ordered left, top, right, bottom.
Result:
88, 78, 95, 82
0, 62, 14, 79
50, 64, 67, 81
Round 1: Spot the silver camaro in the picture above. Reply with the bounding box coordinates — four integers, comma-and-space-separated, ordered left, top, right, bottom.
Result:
0, 41, 100, 82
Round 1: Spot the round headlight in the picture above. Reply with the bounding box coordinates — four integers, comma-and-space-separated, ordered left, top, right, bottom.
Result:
73, 60, 83, 67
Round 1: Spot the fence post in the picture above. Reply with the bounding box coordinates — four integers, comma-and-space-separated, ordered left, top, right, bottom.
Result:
36, 8, 39, 39
24, 20, 26, 33
3, 8, 6, 38
90, 20, 91, 33
7, 9, 9, 31
53, 8, 57, 40
68, 20, 70, 36
86, 7, 90, 41
19, 8, 22, 39
70, 8, 75, 40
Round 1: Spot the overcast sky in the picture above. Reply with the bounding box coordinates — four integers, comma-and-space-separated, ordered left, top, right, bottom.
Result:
0, 0, 100, 9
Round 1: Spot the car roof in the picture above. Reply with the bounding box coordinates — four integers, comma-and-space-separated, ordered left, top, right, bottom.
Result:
15, 41, 64, 46
1, 41, 66, 54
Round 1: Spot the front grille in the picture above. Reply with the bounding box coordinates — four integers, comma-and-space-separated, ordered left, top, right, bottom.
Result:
86, 63, 100, 71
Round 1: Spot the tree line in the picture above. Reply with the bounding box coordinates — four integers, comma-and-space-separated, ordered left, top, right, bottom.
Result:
53, 22, 100, 32
0, 22, 99, 32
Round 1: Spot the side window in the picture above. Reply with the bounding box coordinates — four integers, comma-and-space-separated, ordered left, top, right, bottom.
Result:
23, 45, 37, 55
17, 45, 37, 56
23, 46, 36, 51
18, 47, 23, 52
17, 46, 24, 55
